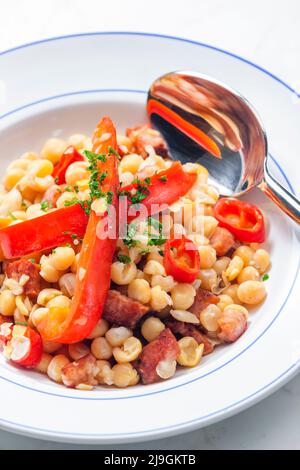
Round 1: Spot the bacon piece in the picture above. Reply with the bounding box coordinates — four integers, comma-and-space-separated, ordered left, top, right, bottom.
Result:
135, 328, 179, 384
217, 309, 247, 343
5, 259, 41, 299
189, 288, 219, 316
61, 354, 98, 388
126, 124, 169, 158
103, 289, 149, 329
165, 318, 214, 355
0, 314, 13, 326
209, 227, 235, 257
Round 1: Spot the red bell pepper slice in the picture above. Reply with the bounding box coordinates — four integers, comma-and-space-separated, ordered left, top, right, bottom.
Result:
0, 203, 88, 259
147, 99, 221, 158
36, 117, 119, 343
10, 326, 43, 367
213, 198, 265, 243
121, 161, 197, 222
163, 236, 200, 283
52, 146, 84, 185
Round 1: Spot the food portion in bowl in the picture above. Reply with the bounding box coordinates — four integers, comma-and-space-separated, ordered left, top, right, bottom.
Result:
0, 116, 270, 390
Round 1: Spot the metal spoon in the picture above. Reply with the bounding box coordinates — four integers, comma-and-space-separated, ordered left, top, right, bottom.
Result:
147, 71, 300, 223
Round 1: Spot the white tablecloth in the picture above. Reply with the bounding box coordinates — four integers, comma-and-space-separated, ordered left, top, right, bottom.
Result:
0, 0, 299, 450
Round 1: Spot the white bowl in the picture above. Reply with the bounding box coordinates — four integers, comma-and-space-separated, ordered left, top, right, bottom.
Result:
0, 32, 299, 444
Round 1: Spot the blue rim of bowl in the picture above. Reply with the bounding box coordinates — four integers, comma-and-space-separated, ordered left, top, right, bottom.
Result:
0, 32, 299, 440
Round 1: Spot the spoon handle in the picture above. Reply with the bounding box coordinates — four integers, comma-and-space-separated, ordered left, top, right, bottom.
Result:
259, 157, 300, 224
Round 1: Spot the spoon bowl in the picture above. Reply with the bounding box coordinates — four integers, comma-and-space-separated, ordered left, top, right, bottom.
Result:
147, 71, 300, 222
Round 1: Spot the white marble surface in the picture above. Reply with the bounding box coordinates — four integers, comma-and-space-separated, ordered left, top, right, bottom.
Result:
0, 0, 299, 450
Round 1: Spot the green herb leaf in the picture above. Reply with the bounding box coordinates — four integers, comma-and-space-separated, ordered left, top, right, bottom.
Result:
40, 200, 52, 212
8, 211, 17, 220
262, 273, 269, 281
159, 175, 167, 182
117, 253, 131, 264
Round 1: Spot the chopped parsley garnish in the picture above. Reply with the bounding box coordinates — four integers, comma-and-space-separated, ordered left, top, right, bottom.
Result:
71, 233, 78, 239
65, 243, 72, 248
123, 222, 139, 248
139, 248, 150, 256
15, 321, 28, 327
147, 216, 165, 246
158, 250, 164, 256
73, 184, 79, 193
262, 273, 269, 281
40, 200, 52, 212
159, 175, 167, 182
147, 238, 166, 246
54, 177, 59, 183
63, 230, 70, 235
64, 197, 80, 207
117, 253, 131, 264
29, 258, 36, 264
64, 185, 73, 192
8, 211, 17, 220
83, 150, 107, 163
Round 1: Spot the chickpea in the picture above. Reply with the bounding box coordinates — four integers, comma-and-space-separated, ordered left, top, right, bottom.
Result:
119, 153, 144, 174
198, 245, 217, 269
197, 269, 217, 291
42, 340, 61, 354
0, 290, 16, 316
237, 266, 260, 284
177, 337, 204, 367
50, 246, 75, 271
68, 342, 90, 361
252, 249, 270, 274
150, 286, 172, 311
141, 317, 165, 342
111, 261, 137, 285
128, 279, 151, 304
91, 337, 112, 360
213, 257, 231, 275
96, 360, 114, 385
171, 284, 196, 310
222, 284, 241, 304
117, 134, 133, 152
40, 262, 60, 283
147, 250, 164, 264
87, 318, 109, 339
68, 134, 87, 150
56, 191, 76, 209
144, 260, 166, 276
200, 304, 222, 332
224, 303, 249, 320
234, 245, 254, 265
59, 273, 76, 297
112, 363, 139, 388
156, 358, 177, 379
151, 274, 176, 292
225, 256, 244, 281
29, 159, 54, 178
65, 161, 89, 186
41, 138, 67, 164
35, 353, 53, 374
47, 354, 70, 383
119, 171, 134, 187
113, 337, 142, 363
189, 215, 218, 238
105, 327, 132, 347
47, 295, 71, 309
37, 288, 62, 306
3, 168, 26, 191
237, 281, 266, 305
217, 294, 234, 311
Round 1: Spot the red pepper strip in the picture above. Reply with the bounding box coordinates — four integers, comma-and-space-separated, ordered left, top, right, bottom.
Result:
0, 204, 88, 260
122, 161, 197, 222
37, 117, 119, 343
52, 146, 84, 184
163, 236, 200, 283
147, 99, 221, 158
10, 326, 43, 367
213, 197, 265, 243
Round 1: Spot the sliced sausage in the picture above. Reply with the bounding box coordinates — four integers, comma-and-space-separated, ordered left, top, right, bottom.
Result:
217, 309, 247, 343
209, 227, 235, 257
5, 259, 41, 299
165, 318, 214, 355
61, 354, 98, 388
135, 328, 179, 384
103, 289, 149, 329
126, 124, 169, 158
189, 288, 219, 316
